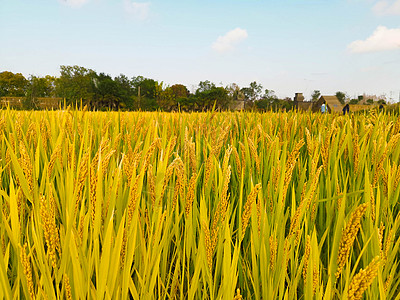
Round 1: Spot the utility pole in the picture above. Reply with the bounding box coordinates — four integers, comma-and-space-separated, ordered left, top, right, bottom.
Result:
138, 86, 141, 109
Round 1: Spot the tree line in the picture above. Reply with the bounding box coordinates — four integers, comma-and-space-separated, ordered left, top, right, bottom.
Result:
0, 66, 295, 111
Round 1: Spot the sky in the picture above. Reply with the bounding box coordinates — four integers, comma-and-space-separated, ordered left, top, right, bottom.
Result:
1, 0, 400, 101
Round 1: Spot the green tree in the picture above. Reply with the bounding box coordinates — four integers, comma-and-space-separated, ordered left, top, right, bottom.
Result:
170, 84, 189, 98
169, 84, 189, 111
241, 81, 263, 102
255, 89, 277, 111
155, 82, 177, 111
263, 89, 277, 102
55, 65, 96, 106
255, 91, 293, 112
131, 76, 157, 110
366, 98, 374, 105
349, 98, 359, 104
177, 96, 196, 111
25, 75, 56, 109
27, 75, 56, 97
226, 83, 244, 102
196, 80, 215, 93
194, 81, 229, 110
132, 76, 157, 97
92, 73, 121, 110
0, 71, 28, 97
114, 74, 135, 109
311, 90, 321, 102
377, 99, 386, 105
255, 99, 269, 111
335, 91, 347, 105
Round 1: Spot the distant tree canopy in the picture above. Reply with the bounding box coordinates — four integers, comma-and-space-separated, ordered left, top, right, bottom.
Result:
171, 84, 189, 99
194, 81, 229, 110
335, 91, 347, 105
27, 75, 56, 98
254, 89, 294, 111
349, 98, 359, 105
1, 65, 361, 112
226, 83, 244, 102
56, 65, 96, 105
377, 99, 386, 105
311, 90, 321, 102
92, 73, 121, 110
241, 81, 263, 103
0, 71, 28, 97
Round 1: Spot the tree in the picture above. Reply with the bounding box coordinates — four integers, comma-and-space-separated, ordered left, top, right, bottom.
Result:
377, 99, 386, 105
311, 90, 321, 102
241, 81, 263, 102
167, 84, 189, 111
366, 98, 374, 105
26, 75, 56, 97
279, 98, 294, 111
263, 89, 277, 101
92, 73, 121, 110
255, 90, 294, 112
25, 75, 57, 109
255, 99, 269, 111
170, 84, 189, 98
226, 83, 245, 101
194, 81, 229, 110
209, 87, 230, 110
55, 65, 96, 106
131, 76, 157, 110
155, 82, 177, 111
335, 91, 347, 105
196, 80, 215, 93
131, 76, 156, 97
114, 74, 135, 109
255, 89, 277, 110
177, 95, 197, 111
0, 71, 28, 97
349, 98, 359, 105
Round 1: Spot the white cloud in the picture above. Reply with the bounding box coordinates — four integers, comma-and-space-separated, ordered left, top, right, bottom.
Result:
123, 0, 151, 20
348, 26, 400, 53
60, 0, 90, 8
373, 0, 400, 15
212, 28, 248, 53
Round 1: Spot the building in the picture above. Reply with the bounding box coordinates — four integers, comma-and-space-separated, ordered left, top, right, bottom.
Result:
349, 104, 378, 112
229, 99, 245, 110
0, 97, 62, 110
312, 95, 343, 113
35, 97, 63, 110
0, 97, 24, 108
294, 93, 312, 111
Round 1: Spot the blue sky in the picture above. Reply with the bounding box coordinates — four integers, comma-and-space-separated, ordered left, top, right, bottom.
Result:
1, 0, 400, 101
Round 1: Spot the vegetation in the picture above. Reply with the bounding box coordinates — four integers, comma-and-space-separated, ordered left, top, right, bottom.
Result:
0, 108, 399, 299
311, 90, 321, 102
335, 92, 346, 105
0, 68, 303, 112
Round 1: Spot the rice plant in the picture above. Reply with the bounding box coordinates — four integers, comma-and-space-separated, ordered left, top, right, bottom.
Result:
0, 108, 399, 299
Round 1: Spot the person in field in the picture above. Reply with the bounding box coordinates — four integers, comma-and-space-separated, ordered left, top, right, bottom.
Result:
321, 101, 327, 113
342, 103, 350, 115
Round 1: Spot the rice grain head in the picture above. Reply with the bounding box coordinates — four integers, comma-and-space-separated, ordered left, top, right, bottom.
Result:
348, 256, 380, 300
335, 203, 368, 279
241, 183, 262, 241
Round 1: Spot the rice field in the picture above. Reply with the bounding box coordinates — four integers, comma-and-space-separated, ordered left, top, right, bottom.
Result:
0, 108, 399, 299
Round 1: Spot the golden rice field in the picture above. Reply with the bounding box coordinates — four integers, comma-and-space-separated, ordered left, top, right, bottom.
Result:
0, 108, 399, 299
